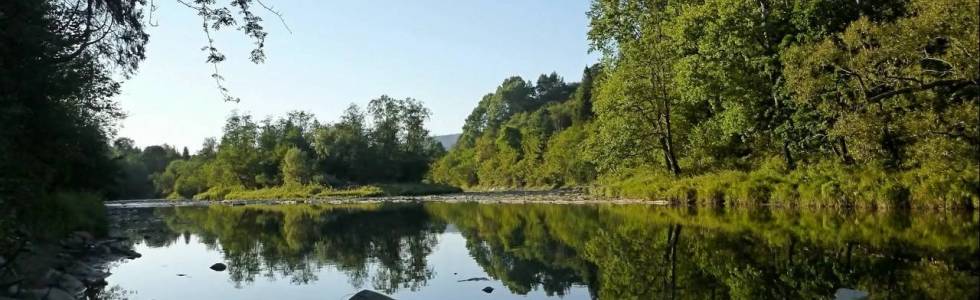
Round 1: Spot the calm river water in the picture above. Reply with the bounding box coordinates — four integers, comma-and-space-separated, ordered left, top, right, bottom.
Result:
99, 202, 978, 299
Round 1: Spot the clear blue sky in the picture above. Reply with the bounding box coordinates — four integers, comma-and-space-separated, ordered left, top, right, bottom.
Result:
117, 1, 598, 151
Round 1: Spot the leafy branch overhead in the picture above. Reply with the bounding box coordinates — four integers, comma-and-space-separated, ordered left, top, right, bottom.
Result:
48, 0, 290, 102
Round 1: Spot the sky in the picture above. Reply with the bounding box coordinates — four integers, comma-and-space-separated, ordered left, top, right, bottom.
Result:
116, 1, 598, 151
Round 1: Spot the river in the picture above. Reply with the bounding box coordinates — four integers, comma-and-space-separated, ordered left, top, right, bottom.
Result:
98, 201, 978, 299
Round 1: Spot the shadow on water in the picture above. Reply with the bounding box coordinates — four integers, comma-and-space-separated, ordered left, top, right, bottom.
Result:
110, 203, 979, 299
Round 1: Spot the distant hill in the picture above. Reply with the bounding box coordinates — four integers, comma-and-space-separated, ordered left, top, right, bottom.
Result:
433, 133, 461, 150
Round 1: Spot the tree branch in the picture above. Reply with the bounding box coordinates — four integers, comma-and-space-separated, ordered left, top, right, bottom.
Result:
867, 79, 973, 102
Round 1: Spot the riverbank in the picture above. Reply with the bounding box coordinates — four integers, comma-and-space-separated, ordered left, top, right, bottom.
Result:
0, 209, 143, 299
594, 162, 979, 210
183, 183, 462, 201
106, 189, 660, 208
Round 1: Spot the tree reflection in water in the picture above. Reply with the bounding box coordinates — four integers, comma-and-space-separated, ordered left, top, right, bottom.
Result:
155, 204, 443, 293
120, 203, 978, 299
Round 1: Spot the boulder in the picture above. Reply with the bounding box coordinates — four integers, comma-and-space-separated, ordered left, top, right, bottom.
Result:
482, 286, 494, 293
72, 231, 94, 242
42, 269, 86, 297
25, 288, 75, 300
210, 263, 227, 271
349, 289, 395, 300
60, 235, 84, 248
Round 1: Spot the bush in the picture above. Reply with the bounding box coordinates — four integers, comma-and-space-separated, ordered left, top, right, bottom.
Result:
593, 157, 977, 209
23, 191, 108, 239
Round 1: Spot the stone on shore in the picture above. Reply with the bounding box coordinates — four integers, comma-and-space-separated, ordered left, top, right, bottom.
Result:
42, 269, 87, 298
25, 287, 75, 300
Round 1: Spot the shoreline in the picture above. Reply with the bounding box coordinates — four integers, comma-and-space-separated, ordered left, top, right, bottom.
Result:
103, 190, 976, 211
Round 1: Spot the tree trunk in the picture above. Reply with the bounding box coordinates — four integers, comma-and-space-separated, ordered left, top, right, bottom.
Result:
662, 101, 682, 175
659, 137, 681, 176
782, 140, 796, 170
838, 137, 855, 165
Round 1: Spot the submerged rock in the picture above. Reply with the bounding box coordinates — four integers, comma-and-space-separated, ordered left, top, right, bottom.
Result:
482, 286, 494, 293
210, 263, 227, 271
349, 289, 395, 300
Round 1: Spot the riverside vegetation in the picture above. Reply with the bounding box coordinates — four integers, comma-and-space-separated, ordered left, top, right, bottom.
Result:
0, 0, 976, 262
0, 0, 975, 247
429, 0, 979, 209
109, 97, 457, 201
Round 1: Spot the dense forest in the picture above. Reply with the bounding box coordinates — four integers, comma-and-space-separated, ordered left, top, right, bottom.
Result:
430, 0, 979, 209
111, 96, 449, 200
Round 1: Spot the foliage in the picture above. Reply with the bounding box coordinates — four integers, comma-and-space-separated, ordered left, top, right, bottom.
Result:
108, 138, 183, 199
21, 191, 108, 240
429, 67, 599, 188
151, 99, 449, 200
432, 0, 978, 208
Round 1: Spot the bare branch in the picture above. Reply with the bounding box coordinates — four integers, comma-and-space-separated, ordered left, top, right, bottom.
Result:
256, 0, 292, 34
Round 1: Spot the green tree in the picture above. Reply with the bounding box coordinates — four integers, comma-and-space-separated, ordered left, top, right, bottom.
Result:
282, 147, 314, 186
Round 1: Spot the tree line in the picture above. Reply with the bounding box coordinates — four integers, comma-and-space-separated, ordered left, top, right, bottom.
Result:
430, 0, 978, 208
111, 96, 445, 200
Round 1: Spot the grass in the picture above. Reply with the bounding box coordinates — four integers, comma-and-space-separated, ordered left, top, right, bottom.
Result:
594, 158, 979, 209
189, 182, 463, 201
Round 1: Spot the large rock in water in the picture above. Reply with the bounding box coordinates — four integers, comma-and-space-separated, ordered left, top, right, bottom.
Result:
210, 263, 227, 271
349, 289, 395, 300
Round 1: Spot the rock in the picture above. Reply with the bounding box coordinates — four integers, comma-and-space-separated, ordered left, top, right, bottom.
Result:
72, 231, 94, 242
835, 288, 869, 300
349, 289, 395, 300
42, 269, 86, 297
177, 274, 186, 277
482, 286, 494, 293
6, 284, 18, 295
60, 235, 84, 248
210, 263, 227, 271
97, 245, 112, 255
25, 288, 75, 300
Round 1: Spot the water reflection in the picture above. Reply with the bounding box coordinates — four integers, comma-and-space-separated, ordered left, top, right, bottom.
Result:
110, 203, 979, 299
